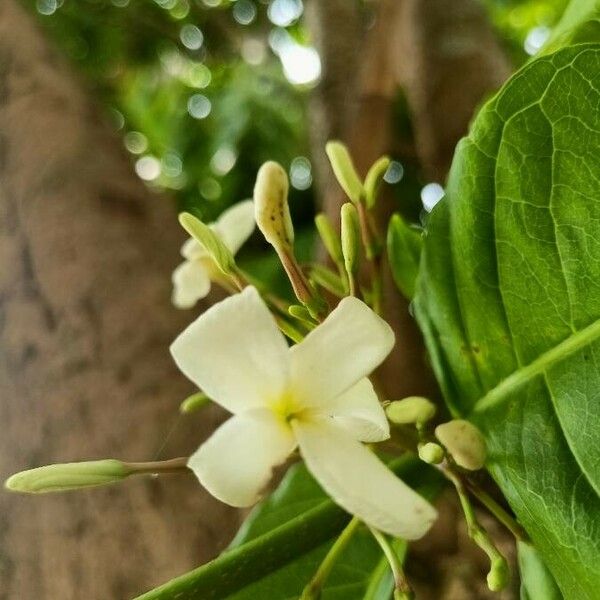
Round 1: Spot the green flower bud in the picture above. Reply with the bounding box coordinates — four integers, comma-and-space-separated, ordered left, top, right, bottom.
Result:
385, 396, 437, 425
315, 213, 343, 264
325, 141, 364, 204
179, 391, 210, 414
435, 419, 487, 471
364, 156, 390, 209
340, 203, 360, 276
487, 557, 510, 591
418, 442, 444, 464
179, 212, 235, 274
5, 459, 131, 494
254, 161, 294, 250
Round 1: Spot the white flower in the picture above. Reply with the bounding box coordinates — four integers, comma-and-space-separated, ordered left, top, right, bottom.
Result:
172, 200, 255, 309
170, 286, 437, 539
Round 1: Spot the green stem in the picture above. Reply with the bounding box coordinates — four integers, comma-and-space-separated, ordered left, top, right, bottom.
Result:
300, 517, 361, 599
445, 467, 509, 591
125, 457, 189, 475
466, 479, 529, 542
368, 527, 413, 599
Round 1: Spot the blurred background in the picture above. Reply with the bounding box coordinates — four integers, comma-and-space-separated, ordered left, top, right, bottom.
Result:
0, 1, 568, 598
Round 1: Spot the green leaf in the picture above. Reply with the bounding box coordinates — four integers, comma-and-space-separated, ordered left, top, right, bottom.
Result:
179, 212, 235, 274
517, 542, 562, 600
387, 214, 422, 300
414, 43, 600, 598
134, 457, 443, 600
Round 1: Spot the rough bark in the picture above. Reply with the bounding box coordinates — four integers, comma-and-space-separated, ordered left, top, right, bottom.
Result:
0, 3, 237, 599
396, 0, 512, 181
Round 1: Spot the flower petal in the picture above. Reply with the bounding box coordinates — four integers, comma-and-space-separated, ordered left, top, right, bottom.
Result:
188, 410, 296, 507
170, 286, 290, 413
213, 200, 255, 255
327, 378, 389, 442
171, 260, 211, 309
181, 237, 207, 261
294, 419, 437, 539
290, 297, 395, 407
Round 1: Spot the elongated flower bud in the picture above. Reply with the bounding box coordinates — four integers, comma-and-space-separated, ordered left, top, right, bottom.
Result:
5, 459, 131, 494
315, 213, 343, 264
254, 161, 294, 250
386, 396, 436, 425
435, 419, 487, 470
341, 202, 360, 275
325, 141, 364, 204
179, 212, 235, 274
364, 156, 390, 208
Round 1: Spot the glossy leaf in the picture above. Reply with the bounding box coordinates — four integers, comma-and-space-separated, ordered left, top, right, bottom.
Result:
414, 43, 600, 598
135, 458, 443, 599
387, 214, 422, 300
517, 542, 562, 600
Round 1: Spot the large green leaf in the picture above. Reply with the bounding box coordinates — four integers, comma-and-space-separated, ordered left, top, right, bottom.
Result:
414, 43, 600, 598
135, 457, 443, 599
227, 464, 396, 600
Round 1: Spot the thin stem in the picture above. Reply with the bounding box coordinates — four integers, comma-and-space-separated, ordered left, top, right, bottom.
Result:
300, 517, 361, 599
444, 465, 509, 590
368, 527, 414, 599
347, 271, 357, 296
466, 479, 529, 542
124, 457, 189, 475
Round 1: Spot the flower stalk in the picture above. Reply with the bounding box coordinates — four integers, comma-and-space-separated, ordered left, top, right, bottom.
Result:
368, 526, 414, 599
299, 517, 361, 599
444, 465, 509, 591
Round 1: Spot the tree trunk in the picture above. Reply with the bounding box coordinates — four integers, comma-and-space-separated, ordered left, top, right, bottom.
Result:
0, 3, 237, 599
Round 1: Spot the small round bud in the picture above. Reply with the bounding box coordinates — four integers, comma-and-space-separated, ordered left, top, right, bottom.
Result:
254, 161, 293, 249
5, 459, 130, 494
386, 396, 437, 425
340, 203, 360, 275
418, 442, 444, 464
435, 419, 487, 470
325, 141, 364, 204
487, 557, 510, 591
179, 391, 210, 414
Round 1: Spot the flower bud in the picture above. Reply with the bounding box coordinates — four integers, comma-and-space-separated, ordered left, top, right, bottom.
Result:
340, 203, 360, 276
179, 212, 235, 274
435, 419, 487, 470
254, 161, 294, 249
315, 213, 343, 264
418, 442, 444, 464
179, 391, 210, 414
5, 459, 130, 494
364, 156, 390, 209
386, 396, 437, 425
487, 557, 510, 591
325, 141, 364, 204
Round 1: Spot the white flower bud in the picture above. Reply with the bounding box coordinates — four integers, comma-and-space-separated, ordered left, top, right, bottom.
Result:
254, 161, 294, 249
435, 419, 487, 471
